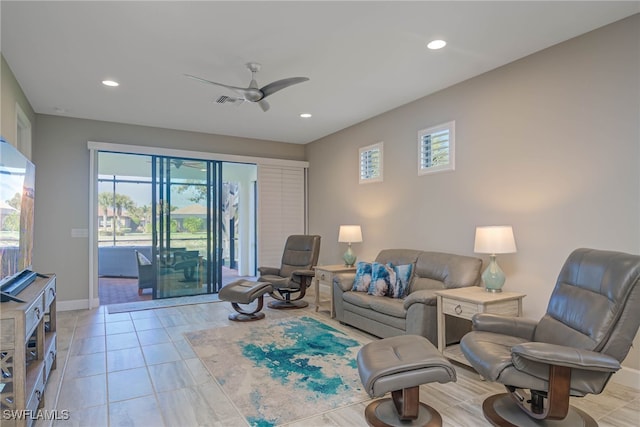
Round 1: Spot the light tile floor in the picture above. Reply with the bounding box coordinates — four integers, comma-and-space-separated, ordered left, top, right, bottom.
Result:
35, 292, 639, 427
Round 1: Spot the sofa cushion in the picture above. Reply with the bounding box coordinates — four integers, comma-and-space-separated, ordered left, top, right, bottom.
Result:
352, 261, 372, 292
343, 290, 376, 309
411, 251, 482, 292
369, 262, 395, 296
369, 296, 406, 318
343, 291, 407, 319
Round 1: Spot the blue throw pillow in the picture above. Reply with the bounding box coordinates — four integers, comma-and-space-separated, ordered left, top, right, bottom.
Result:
368, 262, 396, 297
388, 263, 413, 298
351, 262, 372, 292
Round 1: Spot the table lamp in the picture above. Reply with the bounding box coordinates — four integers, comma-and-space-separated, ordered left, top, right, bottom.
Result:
474, 225, 517, 292
338, 225, 363, 267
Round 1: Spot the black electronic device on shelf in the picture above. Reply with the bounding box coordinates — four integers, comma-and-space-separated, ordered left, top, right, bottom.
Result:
0, 269, 38, 302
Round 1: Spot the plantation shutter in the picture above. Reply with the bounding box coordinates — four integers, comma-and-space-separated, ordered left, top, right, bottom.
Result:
418, 121, 455, 175
420, 129, 450, 168
359, 142, 383, 183
257, 165, 306, 268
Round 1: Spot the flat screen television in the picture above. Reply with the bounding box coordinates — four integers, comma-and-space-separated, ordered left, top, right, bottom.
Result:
0, 138, 36, 296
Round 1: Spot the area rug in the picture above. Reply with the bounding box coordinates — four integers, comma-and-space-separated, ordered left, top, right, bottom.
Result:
107, 293, 221, 314
184, 315, 370, 427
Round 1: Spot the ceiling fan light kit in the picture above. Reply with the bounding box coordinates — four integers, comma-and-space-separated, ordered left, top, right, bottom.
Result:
186, 62, 309, 112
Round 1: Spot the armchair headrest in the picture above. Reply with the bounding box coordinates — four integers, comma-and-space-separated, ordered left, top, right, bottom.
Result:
279, 235, 321, 278
535, 248, 640, 362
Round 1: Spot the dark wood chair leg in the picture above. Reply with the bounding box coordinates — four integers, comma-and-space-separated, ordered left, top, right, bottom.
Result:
483, 365, 598, 427
391, 386, 419, 420
511, 365, 571, 420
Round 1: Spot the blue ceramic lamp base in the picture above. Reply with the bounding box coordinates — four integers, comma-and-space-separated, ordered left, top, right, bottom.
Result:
343, 244, 357, 267
482, 255, 505, 293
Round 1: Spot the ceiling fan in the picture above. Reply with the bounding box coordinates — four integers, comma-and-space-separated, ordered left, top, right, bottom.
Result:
146, 159, 203, 170
185, 62, 309, 112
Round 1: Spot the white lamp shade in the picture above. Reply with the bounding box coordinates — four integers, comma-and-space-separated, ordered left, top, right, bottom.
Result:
338, 225, 363, 243
474, 226, 517, 254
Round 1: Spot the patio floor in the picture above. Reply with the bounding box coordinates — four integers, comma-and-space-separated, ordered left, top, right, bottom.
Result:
98, 267, 256, 306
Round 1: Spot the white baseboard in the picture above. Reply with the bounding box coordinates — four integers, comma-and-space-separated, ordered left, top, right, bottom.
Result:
57, 298, 100, 311
611, 366, 640, 390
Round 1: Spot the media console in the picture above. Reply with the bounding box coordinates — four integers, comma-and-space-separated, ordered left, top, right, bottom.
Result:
0, 274, 57, 427
0, 270, 38, 303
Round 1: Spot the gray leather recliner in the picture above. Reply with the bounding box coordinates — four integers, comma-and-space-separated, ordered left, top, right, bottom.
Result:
460, 248, 640, 426
258, 234, 321, 309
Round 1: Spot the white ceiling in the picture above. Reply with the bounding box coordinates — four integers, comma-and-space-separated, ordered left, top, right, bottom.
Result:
2, 1, 638, 144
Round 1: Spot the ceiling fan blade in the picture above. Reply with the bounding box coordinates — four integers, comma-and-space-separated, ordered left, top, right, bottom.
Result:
260, 77, 309, 99
258, 99, 270, 112
216, 95, 244, 105
184, 74, 249, 96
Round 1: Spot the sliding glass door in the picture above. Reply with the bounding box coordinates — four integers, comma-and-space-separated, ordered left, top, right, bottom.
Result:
97, 151, 256, 302
154, 156, 219, 298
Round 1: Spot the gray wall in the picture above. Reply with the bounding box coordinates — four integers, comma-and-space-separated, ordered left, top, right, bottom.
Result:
1, 55, 36, 154
306, 15, 640, 369
32, 115, 305, 303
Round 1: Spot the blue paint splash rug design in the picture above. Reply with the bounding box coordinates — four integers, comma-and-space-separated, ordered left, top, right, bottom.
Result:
185, 315, 370, 426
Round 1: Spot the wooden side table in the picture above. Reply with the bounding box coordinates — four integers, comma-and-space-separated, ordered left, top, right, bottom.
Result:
313, 265, 356, 317
435, 286, 525, 367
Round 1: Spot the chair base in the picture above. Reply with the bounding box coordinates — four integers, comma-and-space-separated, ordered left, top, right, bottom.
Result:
483, 394, 597, 427
267, 299, 309, 309
228, 311, 265, 322
364, 398, 442, 427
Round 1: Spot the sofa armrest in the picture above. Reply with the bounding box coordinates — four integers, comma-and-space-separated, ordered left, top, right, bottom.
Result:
512, 342, 621, 373
333, 272, 356, 292
403, 289, 437, 309
258, 266, 280, 276
472, 313, 538, 341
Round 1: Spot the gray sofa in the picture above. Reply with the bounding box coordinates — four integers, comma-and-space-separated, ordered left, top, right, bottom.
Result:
333, 249, 482, 345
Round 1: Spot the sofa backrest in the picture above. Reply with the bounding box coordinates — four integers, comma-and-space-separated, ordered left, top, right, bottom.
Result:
411, 251, 482, 292
375, 249, 422, 266
374, 249, 482, 292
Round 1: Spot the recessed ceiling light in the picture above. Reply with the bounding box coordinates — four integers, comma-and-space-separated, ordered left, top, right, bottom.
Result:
300, 113, 312, 118
102, 80, 119, 87
427, 39, 447, 50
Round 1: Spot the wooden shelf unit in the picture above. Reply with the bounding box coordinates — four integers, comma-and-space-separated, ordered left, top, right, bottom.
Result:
1, 274, 57, 427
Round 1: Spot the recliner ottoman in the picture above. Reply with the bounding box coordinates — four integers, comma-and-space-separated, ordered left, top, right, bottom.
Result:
357, 335, 456, 426
219, 280, 273, 321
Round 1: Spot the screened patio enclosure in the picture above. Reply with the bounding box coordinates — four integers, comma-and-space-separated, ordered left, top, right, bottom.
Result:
97, 151, 257, 300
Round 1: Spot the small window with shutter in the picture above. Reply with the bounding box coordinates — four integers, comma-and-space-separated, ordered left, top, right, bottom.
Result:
418, 121, 455, 175
359, 142, 383, 184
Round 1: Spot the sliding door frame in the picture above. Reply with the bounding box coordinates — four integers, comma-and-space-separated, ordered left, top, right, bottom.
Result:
87, 141, 308, 308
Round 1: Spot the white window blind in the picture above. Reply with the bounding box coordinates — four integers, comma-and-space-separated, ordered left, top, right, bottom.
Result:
257, 165, 306, 268
359, 142, 383, 184
418, 121, 455, 175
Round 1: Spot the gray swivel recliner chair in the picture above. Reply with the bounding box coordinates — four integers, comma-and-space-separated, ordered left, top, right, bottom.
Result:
258, 234, 321, 309
461, 248, 640, 426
